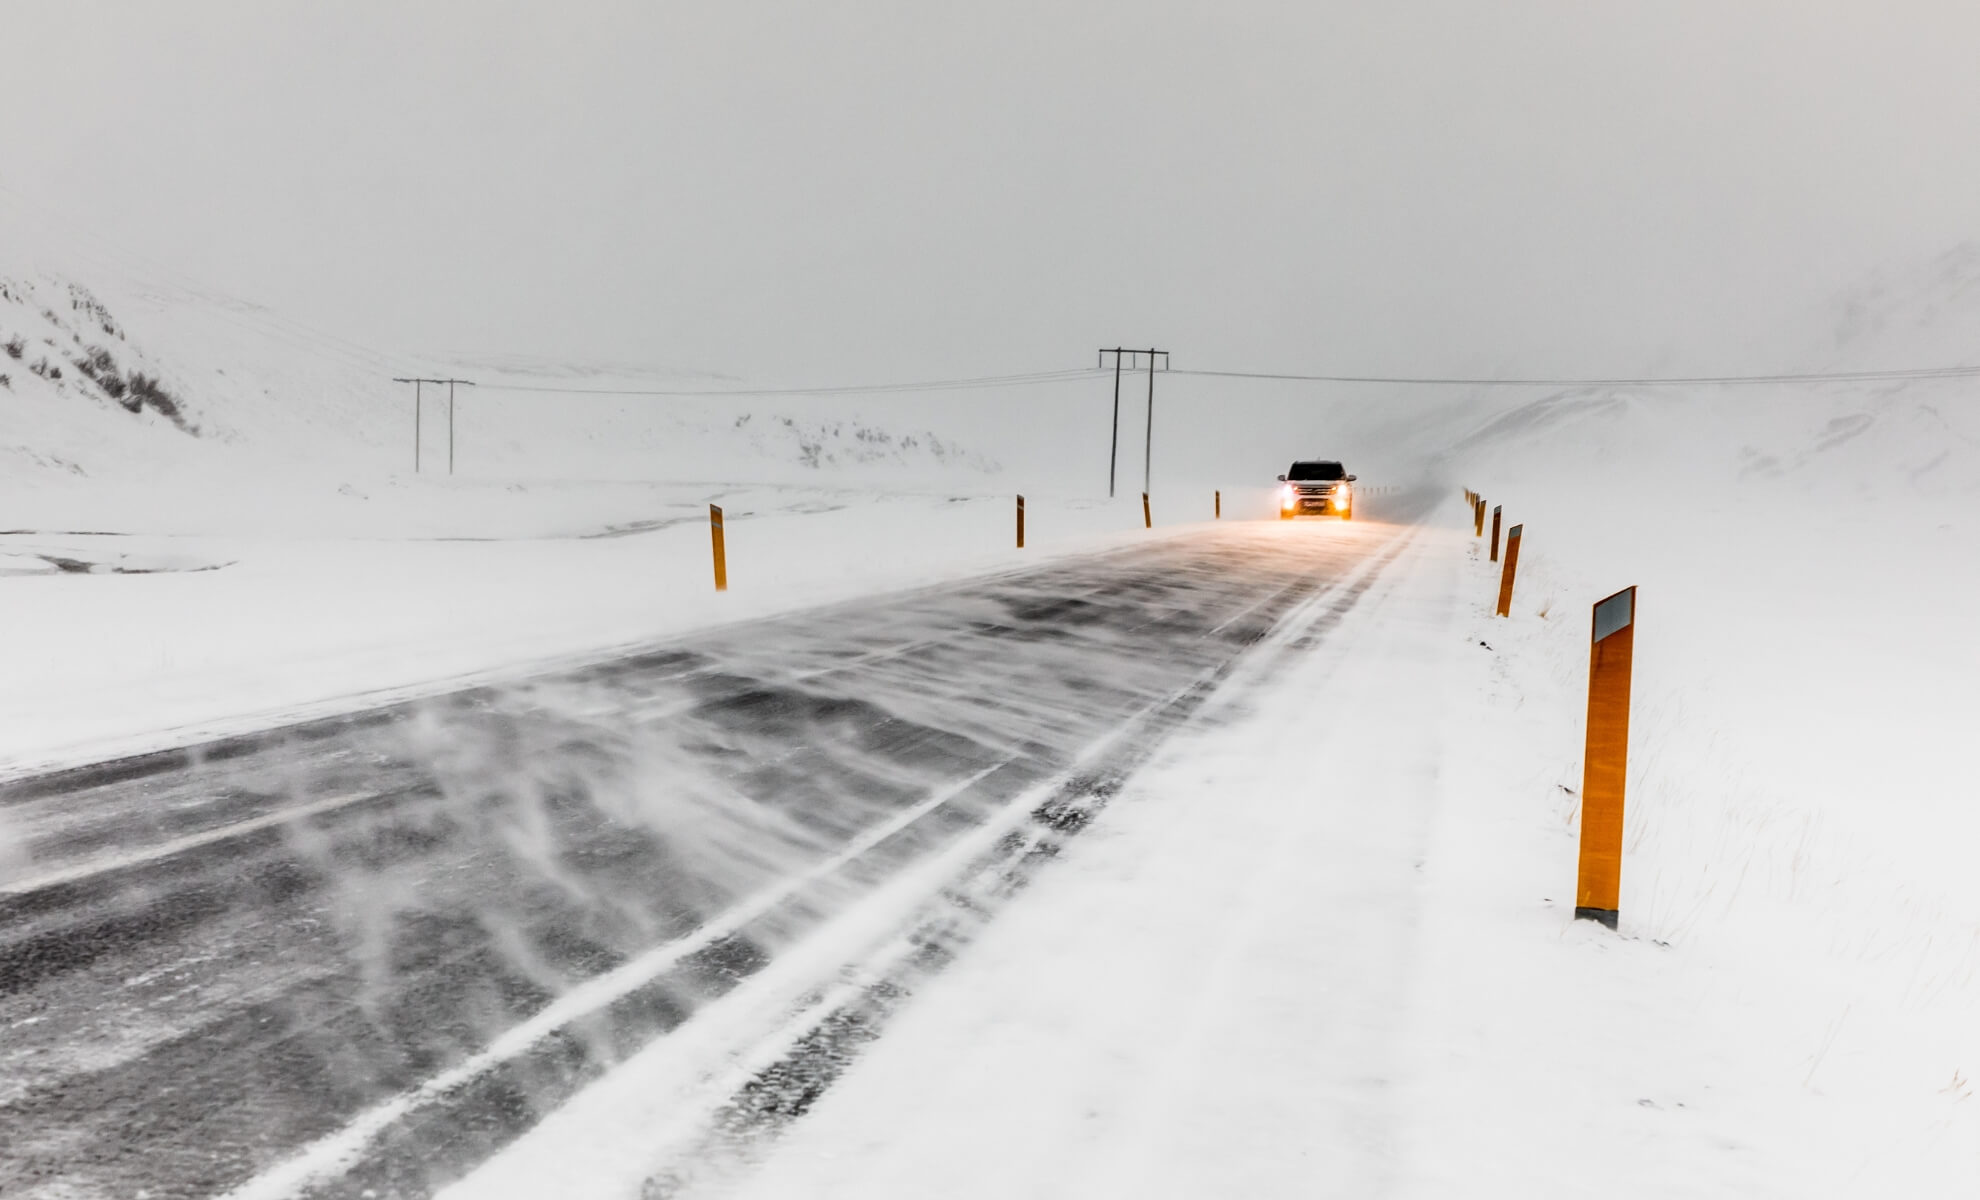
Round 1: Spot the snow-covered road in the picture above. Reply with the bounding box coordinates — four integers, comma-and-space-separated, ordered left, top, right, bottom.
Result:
0, 496, 1432, 1200
687, 499, 1461, 1200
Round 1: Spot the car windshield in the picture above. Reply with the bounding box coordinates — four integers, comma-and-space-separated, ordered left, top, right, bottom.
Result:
1288, 461, 1345, 481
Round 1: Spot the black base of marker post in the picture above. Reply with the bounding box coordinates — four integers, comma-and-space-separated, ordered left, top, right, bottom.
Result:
1574, 906, 1619, 930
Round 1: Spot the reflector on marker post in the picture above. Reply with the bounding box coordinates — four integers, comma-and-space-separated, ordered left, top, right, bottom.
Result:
1495, 523, 1521, 617
709, 504, 728, 592
1575, 586, 1636, 929
1016, 494, 1025, 549
1490, 505, 1502, 562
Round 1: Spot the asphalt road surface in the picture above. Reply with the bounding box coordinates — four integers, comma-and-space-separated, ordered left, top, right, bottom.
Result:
0, 497, 1431, 1199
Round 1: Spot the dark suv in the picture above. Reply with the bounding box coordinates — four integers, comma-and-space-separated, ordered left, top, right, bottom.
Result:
1278, 460, 1355, 519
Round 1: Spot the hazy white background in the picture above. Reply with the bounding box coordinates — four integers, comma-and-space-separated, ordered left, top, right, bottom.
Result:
5, 1, 1978, 382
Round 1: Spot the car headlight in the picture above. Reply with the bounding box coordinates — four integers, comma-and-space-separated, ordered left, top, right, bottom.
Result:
1335, 485, 1350, 504
1280, 484, 1295, 506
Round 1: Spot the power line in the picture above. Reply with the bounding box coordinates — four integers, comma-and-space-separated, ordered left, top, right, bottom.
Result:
1171, 364, 1980, 387
469, 367, 1106, 399
460, 358, 1980, 400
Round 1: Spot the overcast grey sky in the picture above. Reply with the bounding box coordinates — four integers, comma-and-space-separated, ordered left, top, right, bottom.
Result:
4, 1, 1977, 382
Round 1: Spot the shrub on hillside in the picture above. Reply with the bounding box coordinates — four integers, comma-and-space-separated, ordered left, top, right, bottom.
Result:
3, 335, 22, 360
67, 285, 120, 340
127, 372, 196, 432
74, 346, 129, 402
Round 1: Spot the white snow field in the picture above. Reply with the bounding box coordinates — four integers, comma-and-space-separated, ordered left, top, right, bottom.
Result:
5, 213, 1979, 1197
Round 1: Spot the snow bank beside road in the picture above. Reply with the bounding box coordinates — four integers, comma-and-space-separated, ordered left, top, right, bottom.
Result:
1399, 504, 1978, 1197
1451, 382, 1980, 960
1422, 386, 1980, 1192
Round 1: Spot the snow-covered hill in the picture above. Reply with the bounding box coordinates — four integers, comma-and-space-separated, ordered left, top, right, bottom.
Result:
0, 197, 1005, 528
0, 266, 1001, 486
1443, 378, 1979, 505
1818, 240, 1980, 369
1435, 237, 1980, 504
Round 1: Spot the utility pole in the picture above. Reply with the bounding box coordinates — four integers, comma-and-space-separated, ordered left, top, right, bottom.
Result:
392, 377, 476, 474
1098, 348, 1167, 499
1101, 349, 1122, 498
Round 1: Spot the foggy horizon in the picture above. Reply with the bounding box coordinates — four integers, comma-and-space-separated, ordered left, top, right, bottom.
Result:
6, 2, 1979, 384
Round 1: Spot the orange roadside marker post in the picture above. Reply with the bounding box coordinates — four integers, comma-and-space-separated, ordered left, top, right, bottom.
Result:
1490, 505, 1502, 562
1016, 494, 1025, 549
709, 504, 728, 592
1575, 586, 1637, 928
1495, 523, 1522, 617
1474, 498, 1485, 536
1215, 490, 1221, 519
1142, 492, 1152, 529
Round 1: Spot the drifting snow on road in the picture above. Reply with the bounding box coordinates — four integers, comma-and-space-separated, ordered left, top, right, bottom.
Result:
0, 505, 1425, 1200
